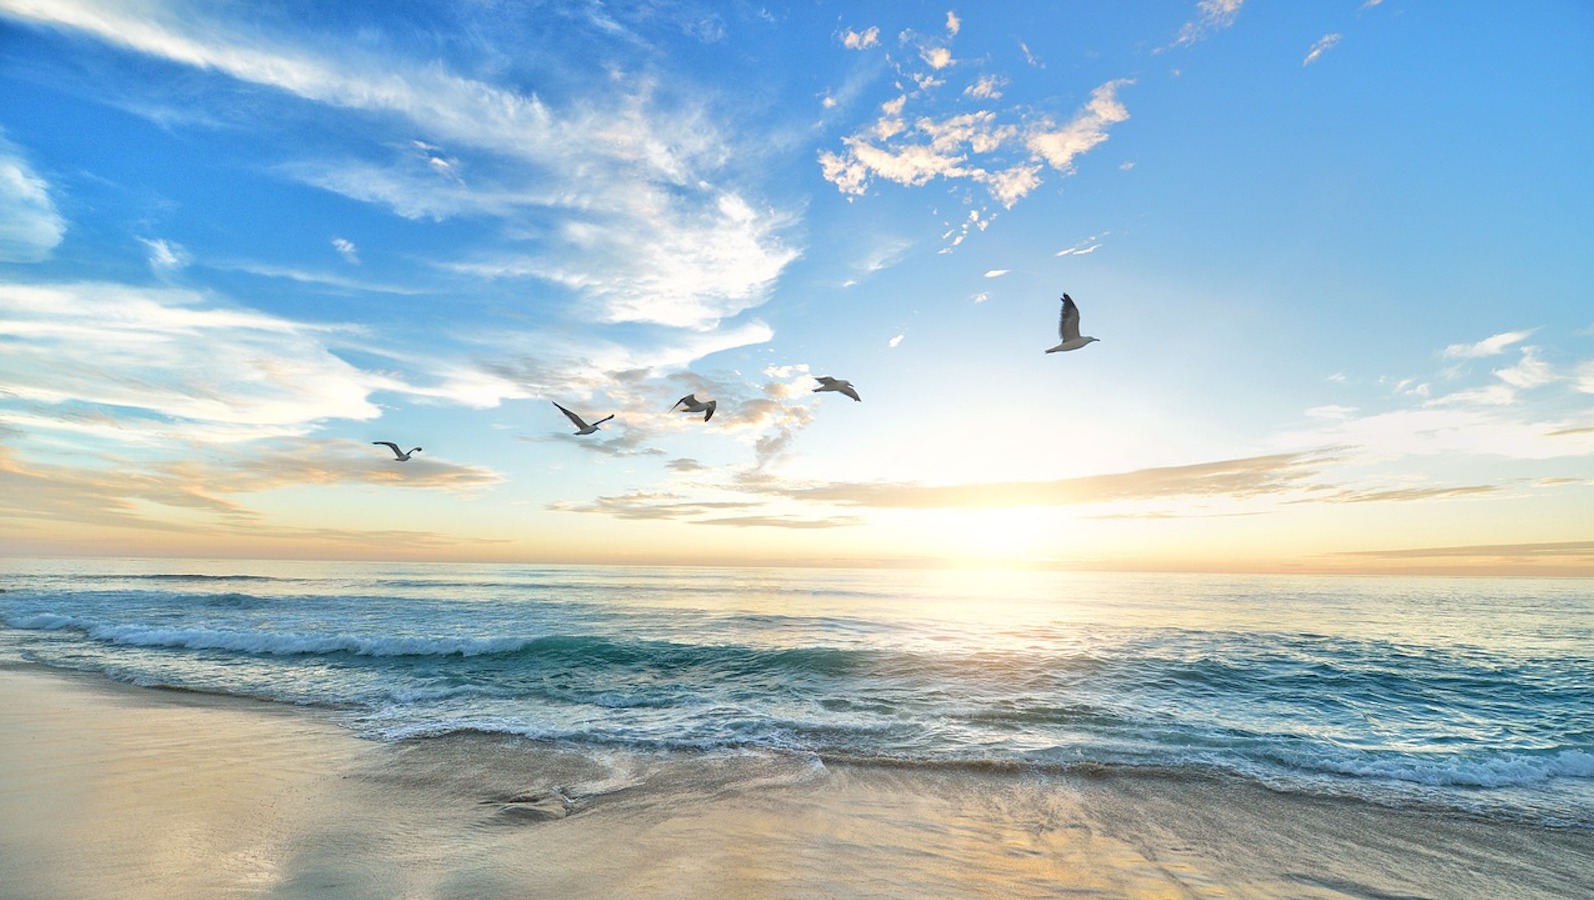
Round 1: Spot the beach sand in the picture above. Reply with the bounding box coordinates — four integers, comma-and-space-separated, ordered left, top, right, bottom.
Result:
3, 664, 1591, 899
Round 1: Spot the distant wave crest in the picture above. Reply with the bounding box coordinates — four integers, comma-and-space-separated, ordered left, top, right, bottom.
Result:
6, 613, 538, 658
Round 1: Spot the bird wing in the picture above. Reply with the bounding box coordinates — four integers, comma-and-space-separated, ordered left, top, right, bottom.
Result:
671, 394, 695, 411
840, 386, 861, 402
553, 402, 588, 429
1059, 294, 1081, 341
815, 376, 835, 386
594, 414, 615, 426
372, 441, 401, 457
703, 400, 716, 421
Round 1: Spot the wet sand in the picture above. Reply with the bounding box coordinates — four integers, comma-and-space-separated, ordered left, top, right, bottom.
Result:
3, 664, 1591, 899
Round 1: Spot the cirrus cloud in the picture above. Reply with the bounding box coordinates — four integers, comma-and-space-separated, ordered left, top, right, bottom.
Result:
0, 134, 65, 263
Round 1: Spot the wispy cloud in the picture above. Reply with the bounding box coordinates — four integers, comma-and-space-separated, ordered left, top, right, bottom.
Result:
696, 514, 861, 529
841, 26, 880, 50
1442, 330, 1534, 359
965, 74, 1003, 99
138, 236, 189, 272
1278, 332, 1594, 464
1056, 233, 1107, 256
1428, 345, 1559, 409
820, 76, 1132, 212
0, 132, 66, 263
1024, 80, 1133, 174
1305, 404, 1358, 420
1297, 484, 1498, 504
1303, 33, 1342, 66
6, 0, 800, 332
0, 281, 383, 440
331, 237, 360, 264
549, 490, 757, 521
213, 260, 427, 295
0, 440, 501, 545
550, 488, 860, 529
1163, 0, 1245, 51
766, 452, 1328, 510
1335, 540, 1594, 561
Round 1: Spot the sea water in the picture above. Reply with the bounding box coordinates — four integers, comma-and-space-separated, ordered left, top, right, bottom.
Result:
2, 559, 1590, 829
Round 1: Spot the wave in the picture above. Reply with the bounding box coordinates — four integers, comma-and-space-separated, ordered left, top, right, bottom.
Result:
5, 614, 541, 658
77, 573, 294, 583
1289, 746, 1594, 789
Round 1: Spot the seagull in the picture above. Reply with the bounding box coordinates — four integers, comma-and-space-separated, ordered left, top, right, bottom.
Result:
1046, 293, 1100, 353
372, 441, 422, 461
670, 393, 717, 422
812, 376, 861, 402
553, 401, 614, 435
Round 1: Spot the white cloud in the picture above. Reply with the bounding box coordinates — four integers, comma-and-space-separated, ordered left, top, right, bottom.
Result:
331, 237, 360, 264
0, 273, 739, 443
1279, 406, 1594, 461
983, 269, 1009, 278
888, 333, 904, 349
1304, 33, 1342, 66
857, 237, 913, 275
1277, 340, 1594, 463
1442, 330, 1534, 359
842, 26, 880, 50
920, 46, 954, 70
965, 75, 1003, 100
1056, 233, 1107, 256
822, 79, 1130, 211
449, 193, 797, 330
0, 134, 66, 263
1305, 405, 1357, 420
212, 260, 425, 295
981, 164, 1042, 208
1025, 80, 1133, 174
1493, 346, 1556, 390
8, 0, 799, 332
1165, 0, 1245, 51
822, 8, 1132, 218
0, 281, 384, 440
138, 237, 188, 271
1577, 361, 1594, 394
946, 11, 960, 36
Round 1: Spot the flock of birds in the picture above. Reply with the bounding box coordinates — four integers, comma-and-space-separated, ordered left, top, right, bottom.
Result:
373, 293, 1097, 459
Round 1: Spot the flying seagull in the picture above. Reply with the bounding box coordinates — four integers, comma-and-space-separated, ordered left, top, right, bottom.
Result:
670, 393, 717, 422
1045, 293, 1100, 353
813, 376, 861, 401
553, 401, 614, 435
372, 441, 421, 461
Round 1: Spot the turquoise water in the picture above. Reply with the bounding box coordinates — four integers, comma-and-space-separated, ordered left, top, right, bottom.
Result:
2, 559, 1590, 828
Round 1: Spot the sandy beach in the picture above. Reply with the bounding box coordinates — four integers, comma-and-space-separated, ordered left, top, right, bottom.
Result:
2, 663, 1591, 899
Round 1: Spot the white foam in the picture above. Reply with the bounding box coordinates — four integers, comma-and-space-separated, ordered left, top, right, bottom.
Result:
1292, 747, 1594, 788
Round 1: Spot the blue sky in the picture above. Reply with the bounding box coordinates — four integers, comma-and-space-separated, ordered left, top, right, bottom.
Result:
2, 0, 1592, 572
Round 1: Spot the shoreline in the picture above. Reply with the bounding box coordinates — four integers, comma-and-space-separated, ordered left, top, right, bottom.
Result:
4, 662, 1594, 898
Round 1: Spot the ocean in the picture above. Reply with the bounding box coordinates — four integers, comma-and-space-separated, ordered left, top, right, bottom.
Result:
2, 558, 1591, 832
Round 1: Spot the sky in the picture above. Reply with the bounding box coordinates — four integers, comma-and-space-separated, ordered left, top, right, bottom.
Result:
1, 0, 1592, 574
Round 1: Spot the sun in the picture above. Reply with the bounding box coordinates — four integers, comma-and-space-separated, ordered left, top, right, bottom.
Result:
945, 507, 1068, 567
